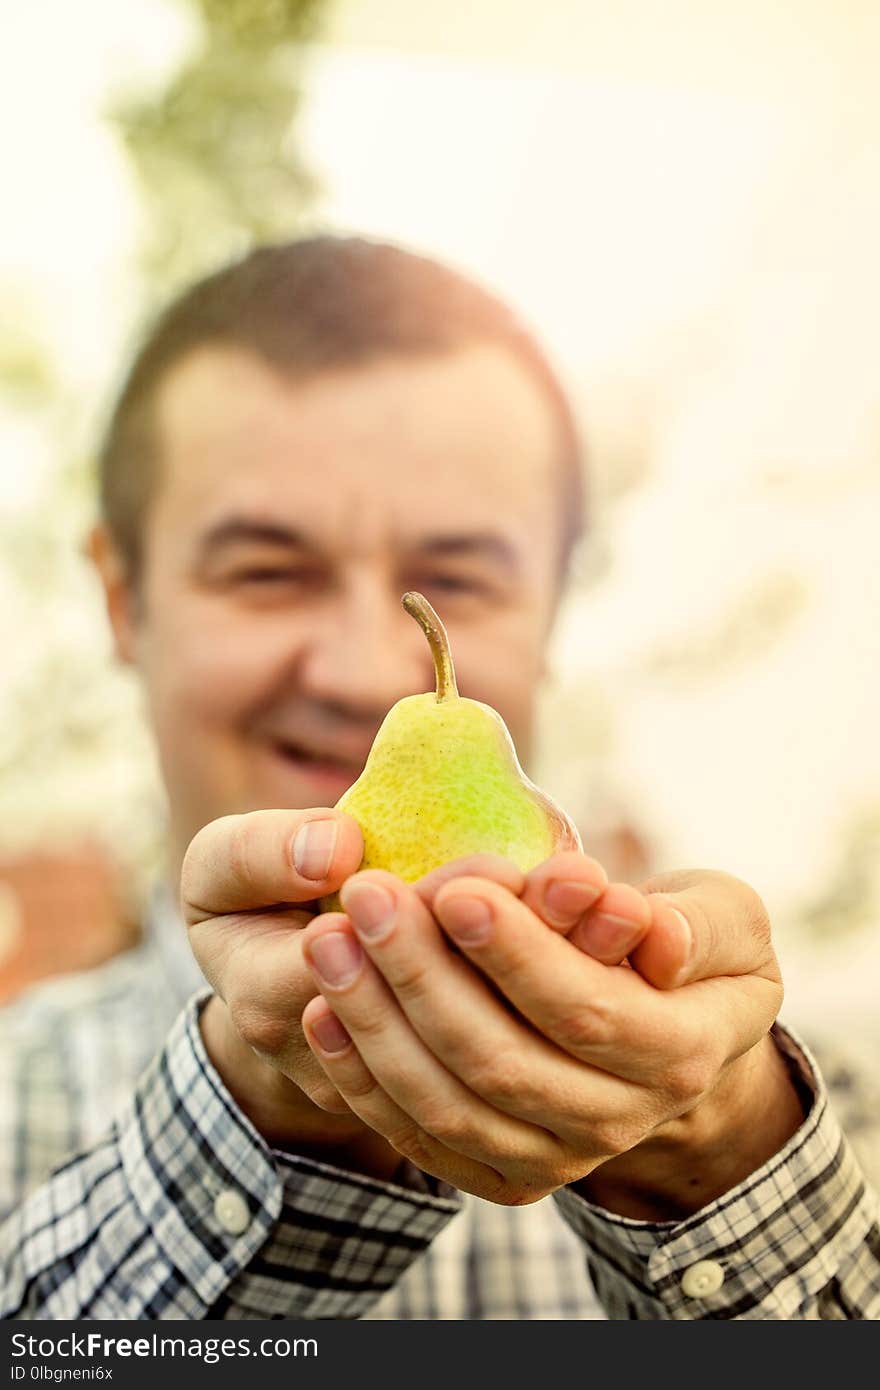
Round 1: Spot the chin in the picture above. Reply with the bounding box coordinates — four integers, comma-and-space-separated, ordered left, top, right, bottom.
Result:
251, 742, 360, 810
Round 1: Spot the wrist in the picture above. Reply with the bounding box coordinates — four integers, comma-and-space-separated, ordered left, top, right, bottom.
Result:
578, 1032, 809, 1220
200, 995, 402, 1181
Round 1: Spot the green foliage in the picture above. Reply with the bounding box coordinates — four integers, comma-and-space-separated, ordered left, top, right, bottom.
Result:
113, 0, 326, 292
196, 0, 323, 45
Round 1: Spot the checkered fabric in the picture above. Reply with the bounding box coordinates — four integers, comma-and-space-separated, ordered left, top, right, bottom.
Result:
1, 894, 878, 1320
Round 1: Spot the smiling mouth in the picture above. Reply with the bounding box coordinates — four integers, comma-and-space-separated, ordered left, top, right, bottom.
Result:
271, 739, 364, 779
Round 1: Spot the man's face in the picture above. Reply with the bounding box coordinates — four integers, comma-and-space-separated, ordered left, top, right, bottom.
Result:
114, 344, 565, 863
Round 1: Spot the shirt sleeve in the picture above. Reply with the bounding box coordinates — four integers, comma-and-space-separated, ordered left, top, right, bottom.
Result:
552, 1025, 880, 1319
0, 991, 460, 1320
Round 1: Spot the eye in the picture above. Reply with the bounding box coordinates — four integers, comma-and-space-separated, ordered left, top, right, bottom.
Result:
237, 568, 300, 583
417, 574, 485, 595
232, 567, 314, 585
222, 566, 325, 602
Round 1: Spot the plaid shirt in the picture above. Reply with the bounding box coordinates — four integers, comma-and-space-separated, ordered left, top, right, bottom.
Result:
1, 892, 878, 1320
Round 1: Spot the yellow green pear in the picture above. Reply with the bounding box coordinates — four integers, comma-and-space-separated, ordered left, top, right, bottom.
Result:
320, 592, 581, 911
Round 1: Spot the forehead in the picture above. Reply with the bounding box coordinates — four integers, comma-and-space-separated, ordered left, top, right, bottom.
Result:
150, 344, 560, 551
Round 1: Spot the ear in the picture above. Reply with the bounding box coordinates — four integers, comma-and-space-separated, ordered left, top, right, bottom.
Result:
87, 523, 141, 665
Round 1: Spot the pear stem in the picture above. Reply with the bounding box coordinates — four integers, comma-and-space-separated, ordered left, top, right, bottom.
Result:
402, 592, 459, 702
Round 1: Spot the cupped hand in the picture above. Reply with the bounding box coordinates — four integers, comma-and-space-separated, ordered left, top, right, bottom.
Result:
299, 864, 793, 1208
180, 811, 635, 1149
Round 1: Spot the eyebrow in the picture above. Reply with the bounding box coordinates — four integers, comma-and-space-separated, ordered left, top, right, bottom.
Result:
196, 519, 313, 560
195, 519, 521, 573
413, 533, 521, 574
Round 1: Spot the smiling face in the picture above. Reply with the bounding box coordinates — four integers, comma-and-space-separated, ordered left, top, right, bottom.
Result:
96, 343, 566, 870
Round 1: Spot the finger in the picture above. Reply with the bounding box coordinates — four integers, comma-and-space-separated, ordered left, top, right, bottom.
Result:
414, 854, 526, 906
299, 917, 566, 1188
631, 870, 781, 989
423, 873, 686, 1084
301, 997, 521, 1202
519, 852, 609, 932
181, 808, 364, 924
338, 870, 631, 1137
566, 881, 652, 963
436, 878, 782, 1101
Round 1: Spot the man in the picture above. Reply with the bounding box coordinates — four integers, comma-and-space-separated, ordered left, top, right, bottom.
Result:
1, 237, 877, 1319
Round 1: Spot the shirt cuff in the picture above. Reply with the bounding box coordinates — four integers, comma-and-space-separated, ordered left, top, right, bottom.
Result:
223, 1152, 460, 1318
119, 989, 460, 1317
553, 1024, 878, 1319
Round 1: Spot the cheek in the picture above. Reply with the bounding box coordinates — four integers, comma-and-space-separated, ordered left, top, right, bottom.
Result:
136, 599, 299, 735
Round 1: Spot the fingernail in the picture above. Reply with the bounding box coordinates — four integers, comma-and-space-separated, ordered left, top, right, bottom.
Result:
307, 931, 364, 987
543, 878, 603, 927
342, 881, 395, 941
292, 818, 338, 881
310, 1011, 351, 1054
441, 895, 493, 946
575, 912, 643, 960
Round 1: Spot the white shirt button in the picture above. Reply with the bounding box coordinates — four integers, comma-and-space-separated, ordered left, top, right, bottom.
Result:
680, 1260, 725, 1298
213, 1189, 250, 1236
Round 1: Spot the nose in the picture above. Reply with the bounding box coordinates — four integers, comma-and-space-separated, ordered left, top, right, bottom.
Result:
297, 576, 433, 717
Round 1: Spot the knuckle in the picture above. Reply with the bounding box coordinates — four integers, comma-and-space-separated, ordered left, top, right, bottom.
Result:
587, 1115, 637, 1159
343, 1006, 385, 1043
551, 997, 617, 1053
387, 1120, 436, 1170
385, 955, 432, 1003
230, 1000, 290, 1059
308, 1081, 351, 1114
415, 1101, 470, 1146
663, 1054, 716, 1108
469, 1054, 527, 1106
493, 936, 534, 979
335, 1064, 379, 1102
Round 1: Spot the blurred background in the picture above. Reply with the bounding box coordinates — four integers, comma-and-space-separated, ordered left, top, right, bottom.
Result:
1, 0, 878, 1058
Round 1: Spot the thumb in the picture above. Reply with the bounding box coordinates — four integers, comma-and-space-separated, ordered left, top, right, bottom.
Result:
629, 868, 780, 990
181, 808, 364, 925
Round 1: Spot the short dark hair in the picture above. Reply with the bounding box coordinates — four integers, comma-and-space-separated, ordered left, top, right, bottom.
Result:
98, 235, 586, 584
